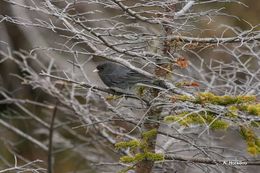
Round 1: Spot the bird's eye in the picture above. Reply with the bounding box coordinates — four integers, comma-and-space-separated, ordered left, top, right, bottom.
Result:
97, 65, 104, 71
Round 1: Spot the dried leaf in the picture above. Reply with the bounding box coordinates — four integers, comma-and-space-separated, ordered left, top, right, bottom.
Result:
176, 57, 189, 68
190, 82, 200, 87
176, 81, 200, 87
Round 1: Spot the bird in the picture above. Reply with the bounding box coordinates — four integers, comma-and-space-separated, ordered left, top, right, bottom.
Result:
93, 62, 168, 90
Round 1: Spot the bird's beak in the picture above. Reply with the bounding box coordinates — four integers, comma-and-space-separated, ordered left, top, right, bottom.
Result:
93, 69, 99, 73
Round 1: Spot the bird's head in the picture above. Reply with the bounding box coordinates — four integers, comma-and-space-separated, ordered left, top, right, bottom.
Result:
93, 62, 117, 74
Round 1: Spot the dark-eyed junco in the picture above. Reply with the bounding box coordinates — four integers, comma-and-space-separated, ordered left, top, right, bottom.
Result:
93, 62, 168, 90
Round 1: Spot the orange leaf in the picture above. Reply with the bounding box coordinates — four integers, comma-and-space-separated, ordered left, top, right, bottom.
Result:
176, 57, 189, 68
177, 81, 200, 87
190, 82, 200, 87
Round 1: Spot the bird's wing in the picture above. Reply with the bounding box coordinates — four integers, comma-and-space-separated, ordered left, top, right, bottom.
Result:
124, 69, 168, 89
124, 69, 152, 84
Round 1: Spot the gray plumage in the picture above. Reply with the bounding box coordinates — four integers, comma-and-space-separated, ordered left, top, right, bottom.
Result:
95, 62, 167, 90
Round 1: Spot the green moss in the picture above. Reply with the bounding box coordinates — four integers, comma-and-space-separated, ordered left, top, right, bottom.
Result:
115, 140, 140, 150
202, 114, 229, 130
226, 106, 238, 118
145, 152, 164, 161
120, 153, 146, 163
247, 139, 260, 155
175, 95, 194, 102
247, 147, 258, 155
247, 104, 260, 115
136, 86, 147, 96
116, 128, 163, 165
119, 152, 164, 163
175, 82, 183, 87
173, 93, 256, 106
255, 138, 260, 148
164, 112, 229, 130
195, 92, 256, 105
142, 129, 157, 139
134, 153, 146, 162
164, 112, 189, 124
237, 95, 257, 103
120, 156, 136, 163
251, 121, 260, 127
196, 92, 215, 103
164, 115, 177, 122
209, 120, 229, 130
140, 141, 149, 153
240, 126, 260, 155
238, 103, 260, 116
